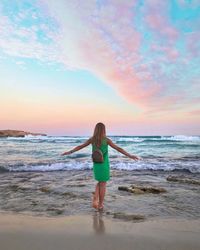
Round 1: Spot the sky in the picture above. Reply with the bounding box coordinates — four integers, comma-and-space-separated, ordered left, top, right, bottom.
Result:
0, 0, 200, 136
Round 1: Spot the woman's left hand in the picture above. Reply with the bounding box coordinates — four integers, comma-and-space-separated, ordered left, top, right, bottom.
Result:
130, 155, 141, 160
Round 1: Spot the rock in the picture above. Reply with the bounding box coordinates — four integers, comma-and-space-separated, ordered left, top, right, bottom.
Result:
132, 188, 145, 194
62, 192, 77, 198
31, 201, 38, 206
167, 175, 200, 185
17, 184, 32, 191
118, 185, 167, 194
111, 212, 145, 221
0, 129, 47, 137
151, 187, 166, 193
118, 186, 131, 192
65, 184, 86, 187
130, 185, 167, 193
9, 184, 20, 191
46, 208, 64, 215
39, 187, 51, 193
9, 184, 33, 191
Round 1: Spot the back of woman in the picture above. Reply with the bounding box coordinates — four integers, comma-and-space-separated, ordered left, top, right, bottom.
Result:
91, 122, 110, 182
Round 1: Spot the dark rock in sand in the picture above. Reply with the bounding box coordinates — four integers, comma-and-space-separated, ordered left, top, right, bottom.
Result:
118, 186, 132, 192
39, 187, 51, 193
46, 207, 64, 215
65, 184, 86, 187
118, 185, 167, 194
133, 188, 145, 194
9, 184, 20, 191
31, 201, 38, 206
9, 184, 32, 191
167, 175, 200, 185
0, 129, 47, 137
62, 191, 78, 198
108, 212, 145, 221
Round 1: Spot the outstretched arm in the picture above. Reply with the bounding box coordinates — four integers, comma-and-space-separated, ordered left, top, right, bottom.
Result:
61, 138, 92, 156
107, 138, 140, 160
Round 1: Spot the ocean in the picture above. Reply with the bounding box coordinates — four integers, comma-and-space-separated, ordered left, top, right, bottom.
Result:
0, 135, 200, 173
0, 135, 199, 219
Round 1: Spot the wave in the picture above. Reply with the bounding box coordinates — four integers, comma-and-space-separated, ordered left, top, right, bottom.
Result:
3, 135, 200, 143
4, 135, 48, 140
4, 135, 89, 141
5, 162, 91, 172
111, 162, 200, 173
1, 160, 200, 173
117, 137, 145, 143
161, 135, 200, 141
116, 135, 200, 143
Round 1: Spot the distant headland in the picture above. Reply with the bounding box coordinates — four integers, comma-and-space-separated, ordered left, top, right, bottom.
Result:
0, 130, 47, 137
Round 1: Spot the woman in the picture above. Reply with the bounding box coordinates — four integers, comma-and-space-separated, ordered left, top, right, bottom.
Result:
61, 122, 140, 210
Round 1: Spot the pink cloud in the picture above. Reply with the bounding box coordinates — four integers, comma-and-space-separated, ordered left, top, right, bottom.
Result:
41, 0, 166, 109
147, 15, 179, 41
186, 32, 200, 57
145, 1, 179, 42
151, 44, 179, 60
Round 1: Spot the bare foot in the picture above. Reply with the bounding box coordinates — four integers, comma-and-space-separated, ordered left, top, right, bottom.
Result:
92, 192, 98, 209
98, 203, 104, 211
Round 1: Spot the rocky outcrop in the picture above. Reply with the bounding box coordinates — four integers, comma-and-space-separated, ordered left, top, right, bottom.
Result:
167, 175, 200, 185
0, 130, 47, 137
118, 185, 167, 194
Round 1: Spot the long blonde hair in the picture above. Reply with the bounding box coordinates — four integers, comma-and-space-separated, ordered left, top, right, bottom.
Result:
91, 122, 106, 148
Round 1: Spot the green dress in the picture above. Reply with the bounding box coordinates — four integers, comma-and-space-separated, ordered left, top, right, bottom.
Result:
92, 137, 110, 182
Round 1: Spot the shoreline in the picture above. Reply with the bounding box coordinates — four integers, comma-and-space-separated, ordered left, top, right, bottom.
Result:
0, 212, 200, 250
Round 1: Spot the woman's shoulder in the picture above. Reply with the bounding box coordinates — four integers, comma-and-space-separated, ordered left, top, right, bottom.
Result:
104, 137, 112, 144
105, 137, 111, 142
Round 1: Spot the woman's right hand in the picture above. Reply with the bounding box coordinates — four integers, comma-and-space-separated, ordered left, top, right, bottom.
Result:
61, 151, 71, 156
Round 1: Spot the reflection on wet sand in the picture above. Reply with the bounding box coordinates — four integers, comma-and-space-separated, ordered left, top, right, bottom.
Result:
93, 212, 105, 235
0, 213, 200, 250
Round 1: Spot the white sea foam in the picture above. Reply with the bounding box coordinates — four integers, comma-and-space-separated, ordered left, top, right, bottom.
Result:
117, 137, 144, 142
6, 135, 89, 141
161, 135, 200, 141
7, 162, 92, 172
111, 161, 200, 173
4, 160, 200, 173
5, 135, 47, 140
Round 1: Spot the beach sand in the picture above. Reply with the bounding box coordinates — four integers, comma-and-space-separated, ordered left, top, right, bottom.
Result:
0, 212, 200, 250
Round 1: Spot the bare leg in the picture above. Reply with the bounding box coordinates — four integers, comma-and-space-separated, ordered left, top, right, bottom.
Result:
92, 182, 100, 209
98, 182, 106, 209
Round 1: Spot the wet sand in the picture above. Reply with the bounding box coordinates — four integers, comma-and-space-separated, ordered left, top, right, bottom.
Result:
0, 212, 200, 250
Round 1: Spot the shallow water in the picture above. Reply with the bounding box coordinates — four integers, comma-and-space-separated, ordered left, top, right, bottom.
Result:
0, 169, 199, 220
